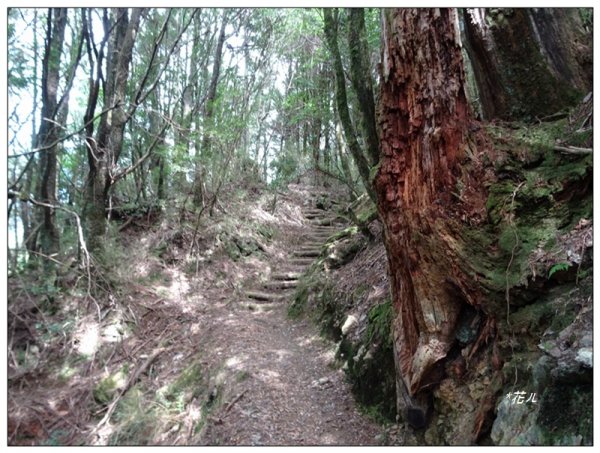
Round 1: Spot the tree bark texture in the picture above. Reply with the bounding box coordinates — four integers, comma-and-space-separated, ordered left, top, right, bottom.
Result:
348, 8, 380, 166
323, 8, 376, 202
375, 8, 489, 421
462, 8, 592, 121
36, 8, 68, 258
85, 7, 143, 251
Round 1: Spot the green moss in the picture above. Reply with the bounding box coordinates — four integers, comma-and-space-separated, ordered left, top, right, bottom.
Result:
326, 225, 358, 243
94, 366, 129, 405
165, 360, 205, 402
511, 300, 554, 333
488, 9, 582, 120
366, 300, 393, 347
341, 299, 396, 422
538, 382, 593, 445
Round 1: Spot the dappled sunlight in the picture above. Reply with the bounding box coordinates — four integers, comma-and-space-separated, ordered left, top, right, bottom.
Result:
250, 207, 277, 223
75, 321, 100, 356
270, 349, 292, 362
255, 368, 283, 388
297, 333, 320, 348
225, 355, 246, 369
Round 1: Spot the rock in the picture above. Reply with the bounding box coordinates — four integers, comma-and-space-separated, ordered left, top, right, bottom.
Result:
580, 334, 593, 347
575, 348, 592, 368
341, 315, 357, 335
311, 377, 332, 388
353, 345, 366, 363
491, 397, 540, 445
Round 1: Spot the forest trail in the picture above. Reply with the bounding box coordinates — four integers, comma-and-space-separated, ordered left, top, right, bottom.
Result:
198, 185, 382, 445
8, 182, 384, 446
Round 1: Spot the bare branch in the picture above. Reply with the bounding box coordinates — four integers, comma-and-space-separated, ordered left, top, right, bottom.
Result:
7, 103, 121, 159
554, 145, 592, 155
8, 190, 91, 271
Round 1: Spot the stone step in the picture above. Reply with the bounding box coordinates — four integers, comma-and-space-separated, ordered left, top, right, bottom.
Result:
297, 245, 323, 251
292, 249, 320, 258
311, 228, 338, 234
289, 257, 315, 266
311, 232, 335, 238
307, 236, 332, 242
245, 291, 283, 302
301, 242, 324, 248
310, 218, 340, 226
271, 271, 302, 281
263, 280, 298, 290
304, 212, 326, 219
304, 208, 326, 214
241, 301, 277, 312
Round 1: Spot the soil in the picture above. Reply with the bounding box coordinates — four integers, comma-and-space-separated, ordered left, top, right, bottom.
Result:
7, 181, 383, 446
194, 183, 382, 445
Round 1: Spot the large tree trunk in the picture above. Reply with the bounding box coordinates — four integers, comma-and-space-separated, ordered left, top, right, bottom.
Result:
375, 8, 480, 428
462, 8, 592, 121
85, 8, 142, 252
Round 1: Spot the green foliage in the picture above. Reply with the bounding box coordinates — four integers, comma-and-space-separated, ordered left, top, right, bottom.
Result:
269, 151, 302, 186
579, 8, 593, 28
108, 386, 157, 445
548, 262, 570, 278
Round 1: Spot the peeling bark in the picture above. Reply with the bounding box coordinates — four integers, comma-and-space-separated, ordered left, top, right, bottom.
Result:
375, 8, 486, 424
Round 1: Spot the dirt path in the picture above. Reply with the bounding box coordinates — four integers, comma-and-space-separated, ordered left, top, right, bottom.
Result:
7, 184, 383, 446
198, 188, 382, 445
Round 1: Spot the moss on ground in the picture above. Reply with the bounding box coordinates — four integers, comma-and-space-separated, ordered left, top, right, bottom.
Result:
106, 357, 209, 445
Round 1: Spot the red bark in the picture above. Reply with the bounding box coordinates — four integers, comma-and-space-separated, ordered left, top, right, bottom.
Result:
375, 8, 486, 399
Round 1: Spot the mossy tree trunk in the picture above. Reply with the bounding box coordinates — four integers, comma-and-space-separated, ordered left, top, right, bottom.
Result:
375, 8, 485, 427
462, 8, 592, 121
347, 8, 379, 166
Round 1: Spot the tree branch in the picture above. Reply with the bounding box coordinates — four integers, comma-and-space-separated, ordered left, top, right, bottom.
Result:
554, 145, 592, 155
8, 190, 90, 270
8, 103, 121, 159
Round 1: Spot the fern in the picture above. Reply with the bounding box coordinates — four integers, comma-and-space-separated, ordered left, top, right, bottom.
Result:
548, 262, 570, 278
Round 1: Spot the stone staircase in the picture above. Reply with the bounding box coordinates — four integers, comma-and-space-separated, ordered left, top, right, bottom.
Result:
243, 202, 346, 308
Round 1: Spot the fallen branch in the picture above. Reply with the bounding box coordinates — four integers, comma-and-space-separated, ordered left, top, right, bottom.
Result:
224, 389, 247, 415
554, 145, 592, 155
92, 347, 166, 432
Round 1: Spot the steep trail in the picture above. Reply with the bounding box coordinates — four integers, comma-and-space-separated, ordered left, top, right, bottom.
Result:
199, 187, 382, 445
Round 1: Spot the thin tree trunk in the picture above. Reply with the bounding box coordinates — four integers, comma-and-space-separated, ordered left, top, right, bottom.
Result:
193, 11, 228, 206
85, 8, 143, 252
36, 8, 68, 261
323, 8, 375, 201
347, 8, 380, 166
